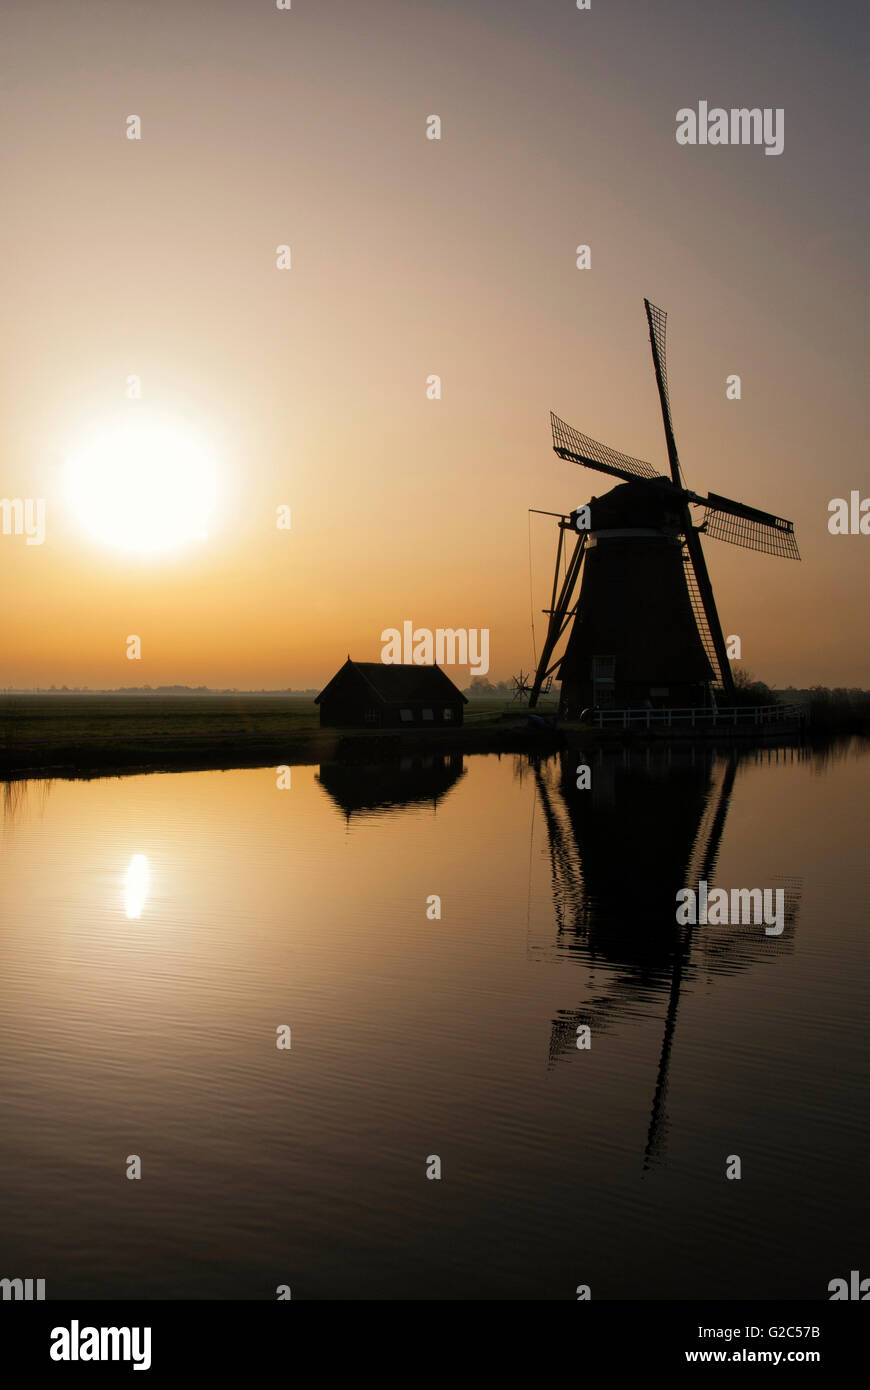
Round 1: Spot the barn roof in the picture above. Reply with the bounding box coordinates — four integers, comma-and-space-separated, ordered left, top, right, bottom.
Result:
315, 660, 468, 705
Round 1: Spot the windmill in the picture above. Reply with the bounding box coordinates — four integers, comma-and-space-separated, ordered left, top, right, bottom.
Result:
529, 300, 800, 716
512, 669, 552, 701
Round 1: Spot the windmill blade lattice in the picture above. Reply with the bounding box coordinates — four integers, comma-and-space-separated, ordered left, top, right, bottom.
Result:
702, 498, 800, 560
682, 545, 726, 688
550, 411, 659, 483
644, 300, 672, 423
644, 298, 682, 486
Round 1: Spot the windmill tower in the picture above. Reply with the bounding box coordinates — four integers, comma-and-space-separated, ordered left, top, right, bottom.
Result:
529, 300, 800, 716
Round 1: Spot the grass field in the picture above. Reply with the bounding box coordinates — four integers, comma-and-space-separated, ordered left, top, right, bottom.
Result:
0, 694, 553, 779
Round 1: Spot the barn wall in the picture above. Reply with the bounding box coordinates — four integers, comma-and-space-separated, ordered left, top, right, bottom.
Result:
320, 698, 464, 729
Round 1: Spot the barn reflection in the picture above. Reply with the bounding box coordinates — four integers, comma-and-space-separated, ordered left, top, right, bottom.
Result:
317, 751, 466, 822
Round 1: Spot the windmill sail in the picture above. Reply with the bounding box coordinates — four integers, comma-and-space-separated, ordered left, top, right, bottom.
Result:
681, 521, 735, 696
644, 298, 682, 486
682, 546, 727, 690
701, 493, 800, 560
550, 412, 659, 483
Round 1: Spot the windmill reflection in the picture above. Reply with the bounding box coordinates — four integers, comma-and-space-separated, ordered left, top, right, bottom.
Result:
531, 745, 803, 1168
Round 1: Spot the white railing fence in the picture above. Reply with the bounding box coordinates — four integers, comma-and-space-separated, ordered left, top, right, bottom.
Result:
587, 704, 806, 730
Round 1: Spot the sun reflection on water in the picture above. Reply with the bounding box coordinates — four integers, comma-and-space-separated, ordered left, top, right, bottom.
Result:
124, 854, 150, 919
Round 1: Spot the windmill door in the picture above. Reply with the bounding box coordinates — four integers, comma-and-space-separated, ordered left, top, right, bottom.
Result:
592, 655, 616, 708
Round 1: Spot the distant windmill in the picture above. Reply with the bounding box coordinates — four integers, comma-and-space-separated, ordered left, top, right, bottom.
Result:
512, 669, 551, 702
529, 299, 800, 715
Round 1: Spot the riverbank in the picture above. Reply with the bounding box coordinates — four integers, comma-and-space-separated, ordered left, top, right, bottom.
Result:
1, 692, 848, 782
0, 693, 563, 780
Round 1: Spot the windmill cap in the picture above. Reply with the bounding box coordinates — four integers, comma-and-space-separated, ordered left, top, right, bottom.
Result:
574, 480, 681, 532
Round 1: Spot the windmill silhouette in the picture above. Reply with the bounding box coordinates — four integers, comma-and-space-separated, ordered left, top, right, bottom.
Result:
529, 299, 800, 715
512, 669, 552, 702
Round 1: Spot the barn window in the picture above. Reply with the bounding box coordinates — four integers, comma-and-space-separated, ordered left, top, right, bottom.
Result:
443, 708, 454, 721
422, 708, 433, 721
364, 707, 376, 723
400, 708, 414, 722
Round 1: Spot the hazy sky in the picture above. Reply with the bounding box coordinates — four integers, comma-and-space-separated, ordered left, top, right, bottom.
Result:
2, 0, 867, 688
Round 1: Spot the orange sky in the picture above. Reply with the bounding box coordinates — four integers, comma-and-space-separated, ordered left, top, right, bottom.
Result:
1, 0, 867, 689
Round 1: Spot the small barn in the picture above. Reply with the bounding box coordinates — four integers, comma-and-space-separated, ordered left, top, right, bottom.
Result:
315, 660, 467, 729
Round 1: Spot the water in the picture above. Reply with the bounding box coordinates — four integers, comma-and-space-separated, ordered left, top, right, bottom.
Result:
1, 740, 868, 1300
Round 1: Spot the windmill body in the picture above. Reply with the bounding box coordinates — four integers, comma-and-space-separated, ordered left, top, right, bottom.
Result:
558, 482, 713, 718
530, 300, 800, 717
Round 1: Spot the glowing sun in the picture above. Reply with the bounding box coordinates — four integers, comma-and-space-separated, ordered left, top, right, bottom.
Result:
65, 416, 218, 554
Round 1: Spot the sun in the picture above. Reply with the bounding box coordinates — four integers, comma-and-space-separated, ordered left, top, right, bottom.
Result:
65, 416, 218, 554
